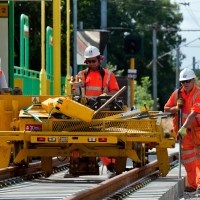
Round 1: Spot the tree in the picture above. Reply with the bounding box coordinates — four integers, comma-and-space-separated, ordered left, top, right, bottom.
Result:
104, 0, 183, 109
13, 0, 184, 110
14, 1, 53, 71
134, 76, 154, 110
77, 0, 184, 109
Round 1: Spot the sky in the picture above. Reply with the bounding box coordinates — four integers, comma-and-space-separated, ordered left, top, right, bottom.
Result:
172, 0, 200, 70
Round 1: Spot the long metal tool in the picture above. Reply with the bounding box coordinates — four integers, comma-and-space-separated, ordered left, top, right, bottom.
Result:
129, 111, 172, 119
102, 109, 141, 120
177, 86, 183, 179
178, 107, 182, 179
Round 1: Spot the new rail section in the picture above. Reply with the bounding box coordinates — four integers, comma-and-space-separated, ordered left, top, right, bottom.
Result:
0, 152, 180, 199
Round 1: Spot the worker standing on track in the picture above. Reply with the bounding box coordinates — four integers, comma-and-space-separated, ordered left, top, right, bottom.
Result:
77, 45, 119, 176
164, 68, 200, 193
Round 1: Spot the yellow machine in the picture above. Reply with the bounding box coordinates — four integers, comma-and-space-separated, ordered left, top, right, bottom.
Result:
0, 94, 176, 177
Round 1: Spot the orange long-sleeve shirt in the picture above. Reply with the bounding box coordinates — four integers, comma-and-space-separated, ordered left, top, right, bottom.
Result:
78, 68, 119, 97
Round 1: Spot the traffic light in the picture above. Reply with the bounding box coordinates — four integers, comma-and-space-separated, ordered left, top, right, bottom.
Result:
124, 34, 141, 55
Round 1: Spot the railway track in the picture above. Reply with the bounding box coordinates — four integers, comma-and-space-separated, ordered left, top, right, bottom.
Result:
0, 150, 179, 200
0, 157, 68, 181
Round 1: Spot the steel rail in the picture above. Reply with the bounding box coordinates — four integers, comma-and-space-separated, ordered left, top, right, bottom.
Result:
0, 157, 68, 181
0, 153, 178, 199
66, 152, 178, 200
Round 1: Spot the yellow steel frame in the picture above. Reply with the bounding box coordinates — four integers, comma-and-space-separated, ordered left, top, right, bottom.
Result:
0, 129, 175, 176
0, 95, 176, 176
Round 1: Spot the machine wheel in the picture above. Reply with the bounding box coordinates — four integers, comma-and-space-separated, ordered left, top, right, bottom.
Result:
69, 157, 99, 176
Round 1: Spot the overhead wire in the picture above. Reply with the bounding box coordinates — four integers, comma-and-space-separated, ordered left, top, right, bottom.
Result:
146, 37, 200, 68
177, 0, 200, 28
177, 0, 200, 67
111, 0, 200, 67
180, 0, 200, 29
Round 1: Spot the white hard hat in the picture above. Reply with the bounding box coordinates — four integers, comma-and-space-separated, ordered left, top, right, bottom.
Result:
84, 46, 100, 58
179, 68, 196, 81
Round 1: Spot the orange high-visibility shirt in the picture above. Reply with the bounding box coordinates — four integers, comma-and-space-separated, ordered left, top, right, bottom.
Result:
165, 85, 200, 133
78, 68, 119, 97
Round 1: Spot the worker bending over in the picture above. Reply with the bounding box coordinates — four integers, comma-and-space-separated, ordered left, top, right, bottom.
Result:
78, 45, 119, 96
78, 45, 119, 176
164, 68, 200, 193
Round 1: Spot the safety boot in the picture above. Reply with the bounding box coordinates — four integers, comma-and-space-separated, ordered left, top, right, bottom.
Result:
106, 163, 116, 178
184, 186, 196, 193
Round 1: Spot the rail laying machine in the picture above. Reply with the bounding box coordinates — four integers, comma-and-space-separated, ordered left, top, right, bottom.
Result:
0, 86, 176, 177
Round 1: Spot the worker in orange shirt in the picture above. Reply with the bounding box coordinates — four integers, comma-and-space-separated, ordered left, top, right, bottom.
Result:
78, 45, 119, 176
164, 68, 200, 193
78, 45, 119, 97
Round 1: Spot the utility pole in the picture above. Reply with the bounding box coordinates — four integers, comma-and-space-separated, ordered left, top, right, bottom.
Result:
53, 0, 61, 95
65, 0, 71, 95
8, 1, 14, 88
40, 0, 47, 95
193, 57, 196, 71
73, 0, 77, 75
101, 0, 107, 65
176, 47, 180, 89
152, 23, 158, 110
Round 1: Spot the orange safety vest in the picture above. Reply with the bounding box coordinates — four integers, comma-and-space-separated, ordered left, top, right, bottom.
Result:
165, 85, 200, 134
165, 85, 200, 189
78, 68, 119, 97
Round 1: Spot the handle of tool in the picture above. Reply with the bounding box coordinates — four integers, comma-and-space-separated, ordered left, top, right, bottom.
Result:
93, 86, 126, 116
178, 108, 182, 179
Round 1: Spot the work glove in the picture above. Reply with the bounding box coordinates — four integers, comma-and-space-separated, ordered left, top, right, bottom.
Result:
178, 126, 187, 137
177, 98, 184, 109
100, 93, 107, 96
80, 96, 88, 105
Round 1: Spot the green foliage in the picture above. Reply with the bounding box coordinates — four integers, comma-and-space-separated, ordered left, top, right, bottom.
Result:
195, 69, 200, 83
106, 62, 124, 76
14, 1, 53, 71
106, 0, 184, 109
13, 0, 184, 110
134, 77, 154, 110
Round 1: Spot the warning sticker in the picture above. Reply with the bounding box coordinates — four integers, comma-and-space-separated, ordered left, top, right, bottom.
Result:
32, 97, 40, 104
25, 124, 42, 131
0, 4, 8, 18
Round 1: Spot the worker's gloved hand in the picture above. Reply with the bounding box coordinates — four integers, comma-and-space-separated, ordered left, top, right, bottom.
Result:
80, 96, 88, 105
171, 105, 180, 113
100, 93, 107, 96
177, 98, 184, 109
175, 105, 179, 111
178, 126, 187, 137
